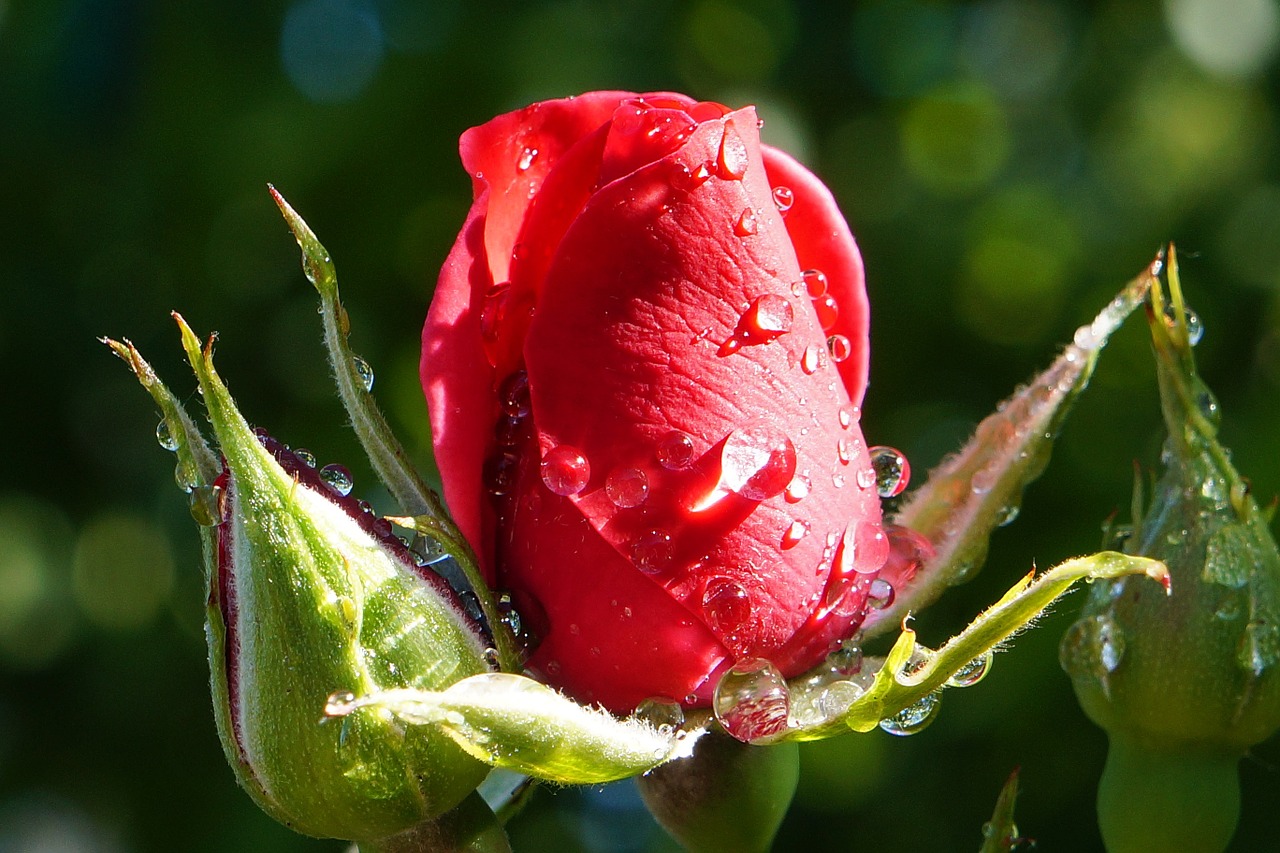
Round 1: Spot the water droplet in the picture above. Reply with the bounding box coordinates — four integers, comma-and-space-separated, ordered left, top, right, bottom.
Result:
800, 344, 825, 375
856, 523, 890, 574
703, 577, 751, 637
800, 269, 828, 298
734, 208, 758, 237
483, 647, 501, 669
855, 467, 876, 490
657, 431, 695, 469
818, 680, 862, 719
517, 146, 538, 172
813, 295, 839, 331
838, 404, 860, 430
320, 464, 354, 496
541, 445, 590, 496
1185, 309, 1204, 345
713, 658, 791, 742
1214, 591, 1244, 622
481, 281, 511, 346
827, 334, 852, 363
632, 529, 674, 574
946, 650, 993, 687
718, 426, 797, 501
353, 356, 374, 392
879, 692, 941, 736
635, 696, 684, 732
484, 450, 520, 496
781, 520, 809, 550
673, 160, 713, 192
188, 484, 222, 527
784, 474, 810, 503
995, 504, 1020, 527
174, 457, 199, 493
1060, 614, 1126, 683
837, 436, 856, 465
324, 690, 358, 717
741, 294, 794, 339
606, 467, 649, 508
1194, 381, 1221, 425
868, 446, 911, 498
866, 577, 894, 609
717, 125, 749, 179
1238, 620, 1280, 676
498, 370, 531, 418
291, 447, 316, 468
772, 186, 794, 214
155, 420, 178, 451
826, 641, 864, 676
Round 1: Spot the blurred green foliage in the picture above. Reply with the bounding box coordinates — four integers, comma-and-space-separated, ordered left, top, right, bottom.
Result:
3, 0, 1280, 849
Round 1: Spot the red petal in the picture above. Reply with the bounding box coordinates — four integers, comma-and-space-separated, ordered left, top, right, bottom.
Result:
761, 147, 870, 406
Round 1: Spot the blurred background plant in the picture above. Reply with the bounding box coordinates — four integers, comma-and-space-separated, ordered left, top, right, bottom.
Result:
4, 0, 1280, 850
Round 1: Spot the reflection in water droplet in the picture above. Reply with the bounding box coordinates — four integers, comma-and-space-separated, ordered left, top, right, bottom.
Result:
541, 446, 590, 496
800, 344, 825, 375
879, 691, 941, 736
946, 650, 993, 687
606, 467, 649, 508
741, 294, 794, 339
499, 370, 531, 418
353, 356, 374, 392
320, 464, 354, 496
632, 529, 674, 574
772, 186, 794, 214
800, 269, 827, 298
855, 467, 876, 490
856, 522, 890, 574
657, 431, 695, 470
814, 295, 839, 331
717, 125, 749, 179
734, 208, 758, 237
1060, 614, 1127, 683
188, 485, 222, 526
156, 420, 178, 451
827, 334, 852, 363
703, 576, 752, 637
866, 577, 894, 609
717, 426, 797, 501
868, 446, 911, 498
1185, 309, 1204, 345
781, 520, 809, 550
484, 450, 520, 496
784, 474, 810, 503
713, 658, 791, 742
293, 448, 317, 468
175, 458, 199, 493
635, 696, 684, 731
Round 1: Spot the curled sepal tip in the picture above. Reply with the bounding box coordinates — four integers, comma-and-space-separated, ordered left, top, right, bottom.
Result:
783, 551, 1167, 742
324, 673, 704, 785
875, 263, 1156, 637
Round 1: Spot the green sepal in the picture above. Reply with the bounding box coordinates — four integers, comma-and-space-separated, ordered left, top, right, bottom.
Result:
173, 314, 494, 841
782, 551, 1167, 742
978, 768, 1025, 853
269, 188, 519, 673
876, 264, 1156, 636
324, 672, 704, 785
637, 733, 798, 853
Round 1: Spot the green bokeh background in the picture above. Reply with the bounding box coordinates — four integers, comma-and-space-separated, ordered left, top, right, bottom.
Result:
4, 0, 1280, 849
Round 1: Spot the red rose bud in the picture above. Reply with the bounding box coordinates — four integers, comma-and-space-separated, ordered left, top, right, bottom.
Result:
1062, 249, 1280, 853
422, 92, 888, 713
168, 316, 494, 842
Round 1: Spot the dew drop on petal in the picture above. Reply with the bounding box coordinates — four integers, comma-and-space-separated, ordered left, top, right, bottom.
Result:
480, 281, 512, 345
734, 208, 758, 237
702, 576, 752, 637
657, 431, 695, 470
946, 650, 993, 688
838, 404, 860, 430
800, 344, 825, 375
541, 445, 590, 496
827, 334, 852, 363
353, 356, 374, 392
606, 467, 649, 508
717, 125, 750, 180
517, 146, 538, 172
814, 295, 839, 331
868, 446, 911, 498
772, 186, 794, 214
801, 269, 828, 299
713, 658, 791, 743
156, 420, 178, 451
484, 451, 520, 496
632, 528, 674, 574
784, 474, 811, 503
781, 520, 809, 550
320, 463, 354, 496
635, 696, 684, 731
719, 426, 797, 501
866, 577, 895, 609
879, 692, 941, 736
855, 467, 876, 490
837, 436, 855, 465
498, 370, 532, 418
741, 294, 794, 339
673, 160, 713, 192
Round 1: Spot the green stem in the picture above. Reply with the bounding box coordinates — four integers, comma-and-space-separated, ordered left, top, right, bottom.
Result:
358, 793, 512, 853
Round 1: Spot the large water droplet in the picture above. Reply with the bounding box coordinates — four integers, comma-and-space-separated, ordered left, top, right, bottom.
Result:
813, 295, 839, 331
868, 446, 911, 498
635, 696, 684, 732
1060, 614, 1126, 682
605, 467, 649, 508
320, 463, 354, 496
784, 474, 810, 503
717, 125, 749, 179
656, 431, 695, 470
741, 294, 794, 339
484, 450, 520, 496
353, 356, 374, 392
631, 528, 674, 574
879, 692, 941, 736
800, 269, 827, 298
772, 186, 794, 214
703, 576, 752, 637
734, 208, 758, 237
188, 484, 222, 527
718, 426, 797, 501
946, 650, 993, 687
800, 344, 825, 375
713, 658, 791, 742
541, 445, 590, 496
174, 458, 199, 493
156, 420, 178, 451
866, 577, 894, 609
781, 520, 809, 550
293, 447, 318, 468
827, 334, 852, 363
